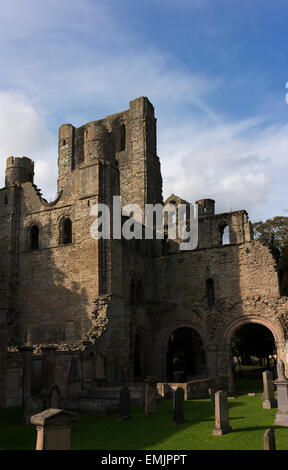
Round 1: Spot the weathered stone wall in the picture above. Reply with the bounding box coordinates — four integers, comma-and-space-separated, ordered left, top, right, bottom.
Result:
1, 96, 288, 406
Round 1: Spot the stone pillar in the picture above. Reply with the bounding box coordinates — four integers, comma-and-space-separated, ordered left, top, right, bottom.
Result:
144, 376, 158, 414
264, 428, 276, 450
31, 409, 78, 450
41, 347, 56, 393
19, 346, 33, 403
262, 371, 277, 409
212, 390, 232, 436
274, 378, 288, 426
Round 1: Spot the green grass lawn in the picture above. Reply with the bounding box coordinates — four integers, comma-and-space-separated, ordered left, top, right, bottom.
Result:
0, 379, 286, 450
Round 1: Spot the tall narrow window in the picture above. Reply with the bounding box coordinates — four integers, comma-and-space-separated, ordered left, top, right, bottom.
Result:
206, 278, 215, 306
29, 225, 39, 250
219, 223, 230, 245
120, 124, 126, 151
62, 218, 72, 244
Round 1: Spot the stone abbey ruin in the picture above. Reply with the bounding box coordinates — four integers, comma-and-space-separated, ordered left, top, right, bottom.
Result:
1, 96, 288, 412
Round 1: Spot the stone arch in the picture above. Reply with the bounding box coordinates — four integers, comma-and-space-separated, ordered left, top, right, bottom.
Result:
59, 216, 73, 245
224, 315, 285, 394
111, 117, 128, 153
155, 320, 208, 382
218, 221, 230, 245
224, 315, 285, 346
27, 222, 41, 250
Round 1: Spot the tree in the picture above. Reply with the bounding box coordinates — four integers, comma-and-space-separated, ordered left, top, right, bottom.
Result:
253, 216, 288, 259
253, 216, 288, 294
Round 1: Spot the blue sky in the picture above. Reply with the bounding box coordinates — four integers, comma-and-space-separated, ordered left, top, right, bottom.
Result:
0, 0, 288, 221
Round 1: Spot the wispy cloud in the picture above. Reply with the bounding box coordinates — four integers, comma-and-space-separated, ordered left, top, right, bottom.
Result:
0, 0, 287, 221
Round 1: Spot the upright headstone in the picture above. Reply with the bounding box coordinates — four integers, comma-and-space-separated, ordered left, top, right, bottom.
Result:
118, 386, 132, 420
274, 359, 288, 427
262, 371, 277, 409
48, 384, 61, 408
144, 376, 158, 414
31, 409, 78, 450
212, 390, 232, 436
172, 387, 186, 424
208, 387, 215, 410
264, 428, 276, 450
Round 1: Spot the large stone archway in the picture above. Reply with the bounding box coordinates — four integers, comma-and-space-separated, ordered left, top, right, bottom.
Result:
153, 320, 208, 382
224, 315, 286, 393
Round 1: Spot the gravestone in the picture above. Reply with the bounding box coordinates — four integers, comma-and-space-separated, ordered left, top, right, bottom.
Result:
48, 384, 61, 408
144, 376, 158, 414
208, 387, 215, 410
264, 428, 276, 450
274, 359, 288, 427
118, 386, 132, 420
31, 408, 78, 450
172, 387, 187, 424
212, 390, 232, 436
262, 371, 277, 409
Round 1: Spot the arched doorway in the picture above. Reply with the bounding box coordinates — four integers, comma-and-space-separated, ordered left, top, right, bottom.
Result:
166, 327, 206, 382
232, 323, 276, 371
133, 333, 146, 381
225, 317, 283, 394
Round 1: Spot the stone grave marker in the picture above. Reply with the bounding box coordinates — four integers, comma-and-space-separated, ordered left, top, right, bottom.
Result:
208, 387, 215, 410
144, 376, 158, 414
31, 408, 78, 450
274, 359, 288, 427
118, 386, 132, 420
48, 384, 61, 408
212, 390, 232, 436
262, 371, 277, 409
264, 428, 276, 450
172, 387, 187, 424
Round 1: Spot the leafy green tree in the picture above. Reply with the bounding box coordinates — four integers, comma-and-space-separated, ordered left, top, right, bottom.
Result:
253, 216, 288, 259
253, 216, 288, 294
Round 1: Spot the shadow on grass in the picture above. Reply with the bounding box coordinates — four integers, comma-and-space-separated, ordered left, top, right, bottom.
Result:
0, 391, 277, 450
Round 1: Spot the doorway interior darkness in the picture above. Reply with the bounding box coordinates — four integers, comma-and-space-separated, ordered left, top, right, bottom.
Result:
167, 327, 206, 382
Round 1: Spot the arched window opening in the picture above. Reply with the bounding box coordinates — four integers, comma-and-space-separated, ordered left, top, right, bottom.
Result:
61, 218, 72, 245
220, 223, 230, 245
206, 278, 215, 306
29, 225, 39, 250
120, 124, 126, 151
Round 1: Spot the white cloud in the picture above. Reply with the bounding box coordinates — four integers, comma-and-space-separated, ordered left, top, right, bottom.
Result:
0, 91, 57, 198
159, 117, 288, 221
0, 0, 287, 221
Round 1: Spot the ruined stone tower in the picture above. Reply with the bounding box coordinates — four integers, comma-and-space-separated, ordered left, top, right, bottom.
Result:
1, 96, 288, 408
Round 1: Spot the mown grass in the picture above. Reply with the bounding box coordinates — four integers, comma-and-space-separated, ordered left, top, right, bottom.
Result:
0, 379, 286, 450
